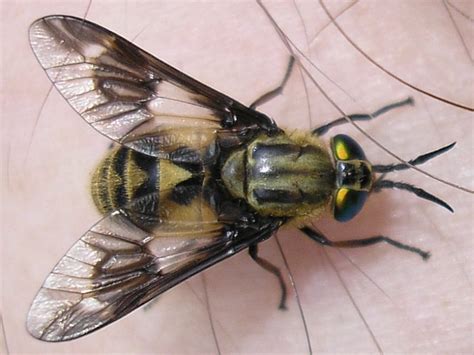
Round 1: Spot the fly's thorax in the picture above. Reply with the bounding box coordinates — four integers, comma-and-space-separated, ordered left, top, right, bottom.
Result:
221, 131, 335, 217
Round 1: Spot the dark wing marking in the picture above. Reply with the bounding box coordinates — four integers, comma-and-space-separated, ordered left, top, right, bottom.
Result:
26, 210, 281, 341
28, 15, 279, 156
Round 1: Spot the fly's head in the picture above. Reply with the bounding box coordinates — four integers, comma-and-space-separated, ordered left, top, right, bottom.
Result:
329, 134, 454, 222
330, 134, 373, 222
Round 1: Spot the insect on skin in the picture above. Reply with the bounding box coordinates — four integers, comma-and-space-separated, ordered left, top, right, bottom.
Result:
25, 14, 458, 343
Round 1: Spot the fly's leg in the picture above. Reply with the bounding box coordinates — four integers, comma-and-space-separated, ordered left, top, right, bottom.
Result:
312, 97, 414, 136
249, 56, 295, 110
300, 226, 430, 260
249, 244, 288, 310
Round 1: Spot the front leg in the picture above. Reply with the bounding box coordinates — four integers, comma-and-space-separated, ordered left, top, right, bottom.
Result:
312, 97, 414, 136
300, 226, 430, 260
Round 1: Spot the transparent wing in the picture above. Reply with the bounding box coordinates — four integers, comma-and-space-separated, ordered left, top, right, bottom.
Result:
26, 207, 279, 342
28, 15, 277, 155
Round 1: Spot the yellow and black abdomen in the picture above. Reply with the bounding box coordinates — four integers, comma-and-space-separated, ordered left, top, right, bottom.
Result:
222, 132, 335, 218
91, 144, 220, 231
91, 147, 160, 216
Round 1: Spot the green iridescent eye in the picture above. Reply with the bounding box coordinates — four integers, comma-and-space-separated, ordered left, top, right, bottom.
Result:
331, 134, 366, 161
334, 188, 368, 222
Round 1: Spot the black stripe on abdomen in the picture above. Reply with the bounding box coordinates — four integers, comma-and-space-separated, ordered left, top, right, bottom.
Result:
129, 149, 158, 200
111, 147, 128, 208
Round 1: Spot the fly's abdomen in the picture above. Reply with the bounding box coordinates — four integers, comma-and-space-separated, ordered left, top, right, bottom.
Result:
91, 146, 217, 229
91, 147, 159, 216
222, 132, 335, 217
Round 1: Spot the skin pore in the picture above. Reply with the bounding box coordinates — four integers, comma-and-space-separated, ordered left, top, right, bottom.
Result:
2, 1, 472, 353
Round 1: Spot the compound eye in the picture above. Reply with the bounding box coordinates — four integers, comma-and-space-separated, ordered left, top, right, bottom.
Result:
331, 134, 366, 161
334, 188, 368, 222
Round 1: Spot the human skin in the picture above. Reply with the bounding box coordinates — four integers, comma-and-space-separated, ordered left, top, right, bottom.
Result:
1, 0, 472, 354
